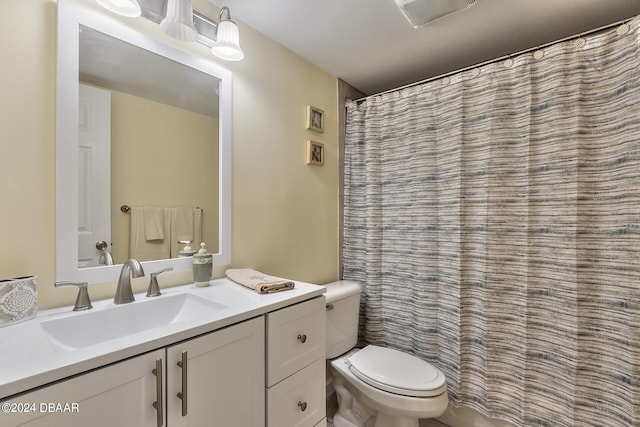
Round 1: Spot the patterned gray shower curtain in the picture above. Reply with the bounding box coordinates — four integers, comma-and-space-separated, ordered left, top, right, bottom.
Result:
343, 17, 640, 427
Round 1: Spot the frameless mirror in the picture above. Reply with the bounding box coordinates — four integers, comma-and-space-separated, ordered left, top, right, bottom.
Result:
57, 0, 231, 283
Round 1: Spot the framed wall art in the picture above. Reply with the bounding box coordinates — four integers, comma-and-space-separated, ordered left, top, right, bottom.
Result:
306, 140, 324, 166
306, 105, 324, 132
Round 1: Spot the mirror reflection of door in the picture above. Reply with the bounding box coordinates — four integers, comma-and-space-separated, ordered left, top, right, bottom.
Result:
78, 84, 111, 267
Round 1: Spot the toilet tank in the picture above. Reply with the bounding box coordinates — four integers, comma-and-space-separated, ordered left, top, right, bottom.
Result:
324, 280, 362, 358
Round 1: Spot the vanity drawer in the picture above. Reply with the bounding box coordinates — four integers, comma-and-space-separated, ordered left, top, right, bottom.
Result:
267, 358, 325, 427
266, 296, 326, 386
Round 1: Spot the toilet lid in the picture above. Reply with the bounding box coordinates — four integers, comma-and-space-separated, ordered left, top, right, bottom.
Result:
347, 345, 447, 397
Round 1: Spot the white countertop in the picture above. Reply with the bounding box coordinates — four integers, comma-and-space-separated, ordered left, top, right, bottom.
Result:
0, 277, 325, 399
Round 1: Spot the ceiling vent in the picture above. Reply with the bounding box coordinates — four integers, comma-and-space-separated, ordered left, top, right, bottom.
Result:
395, 0, 477, 29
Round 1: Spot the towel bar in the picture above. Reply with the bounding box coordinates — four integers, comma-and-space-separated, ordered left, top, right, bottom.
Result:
120, 204, 203, 213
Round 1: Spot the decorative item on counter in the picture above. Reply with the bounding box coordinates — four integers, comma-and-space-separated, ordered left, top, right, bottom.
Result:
193, 242, 212, 287
178, 240, 197, 257
225, 268, 295, 294
0, 276, 38, 327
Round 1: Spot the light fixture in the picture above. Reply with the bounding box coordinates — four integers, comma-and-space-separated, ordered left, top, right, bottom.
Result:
104, 0, 246, 62
96, 0, 141, 18
211, 7, 244, 62
160, 0, 198, 42
395, 0, 477, 29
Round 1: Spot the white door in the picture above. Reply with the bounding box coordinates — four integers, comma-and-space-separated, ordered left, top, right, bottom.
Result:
167, 317, 265, 427
1, 350, 164, 427
77, 84, 111, 267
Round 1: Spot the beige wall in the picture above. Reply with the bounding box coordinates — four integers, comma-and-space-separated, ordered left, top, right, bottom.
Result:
0, 0, 339, 309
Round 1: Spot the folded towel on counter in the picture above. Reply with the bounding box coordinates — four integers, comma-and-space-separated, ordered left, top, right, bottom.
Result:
225, 268, 295, 294
144, 206, 165, 241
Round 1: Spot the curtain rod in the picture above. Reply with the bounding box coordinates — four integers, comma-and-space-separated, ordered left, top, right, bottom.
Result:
354, 15, 636, 104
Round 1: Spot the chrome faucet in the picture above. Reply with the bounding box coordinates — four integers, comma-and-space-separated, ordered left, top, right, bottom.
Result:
114, 259, 145, 304
96, 241, 114, 266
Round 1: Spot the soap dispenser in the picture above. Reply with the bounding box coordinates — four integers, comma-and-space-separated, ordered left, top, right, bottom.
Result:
193, 242, 212, 287
178, 240, 197, 257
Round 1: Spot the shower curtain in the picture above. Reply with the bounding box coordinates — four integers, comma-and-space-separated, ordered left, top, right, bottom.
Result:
343, 17, 640, 427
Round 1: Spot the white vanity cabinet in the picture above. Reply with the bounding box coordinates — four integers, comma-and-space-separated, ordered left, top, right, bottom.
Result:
166, 316, 265, 427
2, 317, 265, 427
1, 349, 164, 427
0, 282, 328, 427
265, 296, 327, 427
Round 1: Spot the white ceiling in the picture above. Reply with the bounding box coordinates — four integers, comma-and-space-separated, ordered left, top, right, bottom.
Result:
207, 0, 640, 95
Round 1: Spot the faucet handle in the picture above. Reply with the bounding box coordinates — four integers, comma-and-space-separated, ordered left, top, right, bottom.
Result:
55, 281, 93, 311
146, 267, 173, 297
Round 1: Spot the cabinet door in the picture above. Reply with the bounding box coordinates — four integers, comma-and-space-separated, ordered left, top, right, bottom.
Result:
266, 296, 326, 386
1, 349, 164, 427
167, 316, 265, 427
267, 358, 325, 427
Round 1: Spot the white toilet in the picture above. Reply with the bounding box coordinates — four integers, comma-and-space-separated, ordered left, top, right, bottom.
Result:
325, 280, 448, 427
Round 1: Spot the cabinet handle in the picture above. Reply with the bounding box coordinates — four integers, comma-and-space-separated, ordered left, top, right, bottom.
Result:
298, 401, 308, 412
152, 358, 164, 427
297, 334, 307, 343
176, 351, 188, 416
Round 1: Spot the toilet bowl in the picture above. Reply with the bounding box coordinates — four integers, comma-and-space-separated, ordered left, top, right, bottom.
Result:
324, 281, 448, 427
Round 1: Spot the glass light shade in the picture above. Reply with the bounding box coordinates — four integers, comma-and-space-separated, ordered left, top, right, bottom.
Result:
395, 0, 475, 28
212, 20, 244, 61
160, 0, 198, 42
96, 0, 141, 17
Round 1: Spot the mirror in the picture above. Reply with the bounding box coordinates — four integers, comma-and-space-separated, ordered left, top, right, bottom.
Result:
78, 26, 219, 267
57, 0, 231, 283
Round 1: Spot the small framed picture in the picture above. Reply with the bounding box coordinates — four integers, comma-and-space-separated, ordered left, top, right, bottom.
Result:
306, 105, 324, 133
306, 140, 324, 166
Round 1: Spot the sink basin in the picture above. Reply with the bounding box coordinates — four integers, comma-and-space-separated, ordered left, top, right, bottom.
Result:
41, 293, 227, 351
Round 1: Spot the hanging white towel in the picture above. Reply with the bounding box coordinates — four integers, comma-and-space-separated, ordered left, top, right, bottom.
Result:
143, 206, 165, 240
169, 208, 203, 257
175, 207, 194, 242
193, 208, 202, 245
129, 207, 171, 261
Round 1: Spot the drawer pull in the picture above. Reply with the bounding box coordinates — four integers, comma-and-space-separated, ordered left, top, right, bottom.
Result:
298, 401, 308, 412
152, 358, 164, 427
177, 351, 188, 416
297, 334, 307, 343
326, 303, 334, 311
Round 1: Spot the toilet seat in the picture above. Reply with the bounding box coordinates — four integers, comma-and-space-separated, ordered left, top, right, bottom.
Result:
347, 345, 447, 397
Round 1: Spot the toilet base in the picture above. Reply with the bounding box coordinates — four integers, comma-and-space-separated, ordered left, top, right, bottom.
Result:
332, 368, 427, 427
373, 413, 419, 427
333, 374, 375, 427
333, 413, 371, 427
